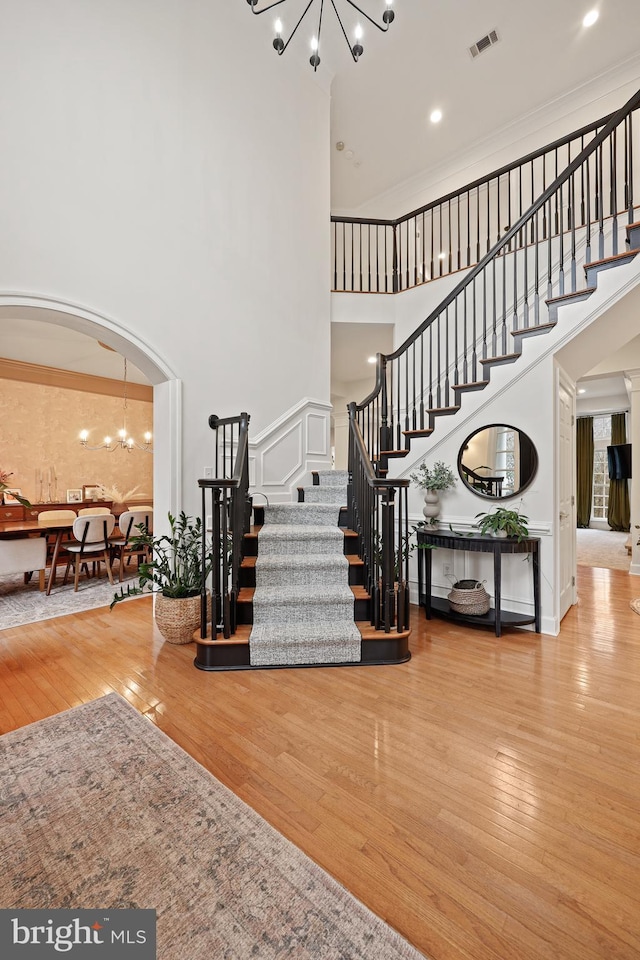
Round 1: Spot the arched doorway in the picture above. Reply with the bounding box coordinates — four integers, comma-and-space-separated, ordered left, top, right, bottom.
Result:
0, 294, 182, 521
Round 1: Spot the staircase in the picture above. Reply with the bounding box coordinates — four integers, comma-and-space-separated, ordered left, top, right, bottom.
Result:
195, 468, 410, 671
195, 89, 640, 672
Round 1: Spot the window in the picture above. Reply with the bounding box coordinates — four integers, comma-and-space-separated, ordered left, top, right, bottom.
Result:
592, 415, 611, 521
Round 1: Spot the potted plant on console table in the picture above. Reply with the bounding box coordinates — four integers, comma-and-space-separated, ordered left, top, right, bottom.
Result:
474, 505, 529, 541
409, 460, 456, 527
110, 511, 213, 644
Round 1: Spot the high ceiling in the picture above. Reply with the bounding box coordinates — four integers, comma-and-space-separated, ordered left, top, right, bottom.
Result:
329, 0, 640, 211
2, 1, 639, 388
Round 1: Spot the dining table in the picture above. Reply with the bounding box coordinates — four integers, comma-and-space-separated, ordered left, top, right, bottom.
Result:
0, 518, 75, 596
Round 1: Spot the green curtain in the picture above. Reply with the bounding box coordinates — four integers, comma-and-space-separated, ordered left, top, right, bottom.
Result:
576, 416, 594, 528
608, 412, 631, 532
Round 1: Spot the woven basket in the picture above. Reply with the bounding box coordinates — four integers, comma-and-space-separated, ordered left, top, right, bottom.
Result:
154, 591, 209, 645
447, 579, 490, 616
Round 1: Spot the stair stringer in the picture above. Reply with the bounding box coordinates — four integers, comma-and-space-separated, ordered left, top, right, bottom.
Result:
389, 252, 640, 634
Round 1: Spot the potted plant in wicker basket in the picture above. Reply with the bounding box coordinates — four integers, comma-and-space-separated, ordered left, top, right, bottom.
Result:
110, 511, 213, 644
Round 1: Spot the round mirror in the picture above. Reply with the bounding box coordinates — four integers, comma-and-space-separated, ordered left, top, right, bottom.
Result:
457, 424, 538, 500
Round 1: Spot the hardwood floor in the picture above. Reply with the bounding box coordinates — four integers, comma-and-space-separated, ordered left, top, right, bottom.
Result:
1, 565, 640, 960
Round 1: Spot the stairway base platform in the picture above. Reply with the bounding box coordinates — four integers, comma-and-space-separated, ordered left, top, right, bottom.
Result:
193, 623, 411, 671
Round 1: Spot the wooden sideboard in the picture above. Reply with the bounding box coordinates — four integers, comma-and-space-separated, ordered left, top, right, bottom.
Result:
0, 501, 115, 523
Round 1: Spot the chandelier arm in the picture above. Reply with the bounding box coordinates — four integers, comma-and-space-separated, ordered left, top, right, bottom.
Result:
330, 0, 359, 62
279, 0, 317, 56
342, 0, 392, 32
248, 0, 290, 15
311, 0, 325, 70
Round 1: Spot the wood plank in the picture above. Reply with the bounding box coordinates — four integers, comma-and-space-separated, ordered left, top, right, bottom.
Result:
1, 566, 640, 959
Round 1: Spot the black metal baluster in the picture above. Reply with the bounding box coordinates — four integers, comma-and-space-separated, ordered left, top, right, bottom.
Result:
461, 287, 468, 384
456, 192, 461, 270
585, 151, 592, 263
419, 332, 425, 429
482, 269, 488, 356
569, 171, 576, 291
444, 305, 450, 407
471, 278, 478, 381
453, 300, 459, 386
597, 141, 604, 259
627, 110, 634, 222
611, 129, 618, 255
411, 341, 417, 430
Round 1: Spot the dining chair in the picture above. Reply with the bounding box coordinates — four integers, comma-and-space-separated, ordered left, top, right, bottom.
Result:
110, 509, 153, 581
38, 509, 77, 573
63, 514, 116, 591
78, 507, 112, 516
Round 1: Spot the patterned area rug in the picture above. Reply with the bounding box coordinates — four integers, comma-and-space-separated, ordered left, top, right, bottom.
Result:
0, 694, 426, 960
0, 572, 128, 630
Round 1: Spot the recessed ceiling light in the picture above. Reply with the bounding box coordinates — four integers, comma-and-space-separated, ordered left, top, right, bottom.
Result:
430, 108, 443, 124
367, 356, 377, 364
578, 388, 586, 394
583, 10, 599, 27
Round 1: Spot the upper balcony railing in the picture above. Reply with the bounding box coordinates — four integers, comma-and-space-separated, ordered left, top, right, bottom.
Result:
332, 99, 640, 294
350, 88, 640, 471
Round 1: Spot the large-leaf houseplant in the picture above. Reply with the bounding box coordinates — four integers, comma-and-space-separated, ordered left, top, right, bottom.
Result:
475, 506, 529, 540
111, 511, 213, 644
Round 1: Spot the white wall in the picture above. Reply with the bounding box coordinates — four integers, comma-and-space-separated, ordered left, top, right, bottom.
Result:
0, 0, 331, 516
348, 59, 640, 219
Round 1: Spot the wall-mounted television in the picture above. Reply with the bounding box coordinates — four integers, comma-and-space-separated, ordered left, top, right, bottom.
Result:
607, 443, 632, 480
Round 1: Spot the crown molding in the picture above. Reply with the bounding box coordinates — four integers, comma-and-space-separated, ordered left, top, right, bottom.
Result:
0, 357, 153, 402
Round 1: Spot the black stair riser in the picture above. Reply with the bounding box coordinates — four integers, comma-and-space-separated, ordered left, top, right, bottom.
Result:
194, 644, 251, 670
194, 643, 410, 671
237, 596, 371, 625
239, 564, 363, 588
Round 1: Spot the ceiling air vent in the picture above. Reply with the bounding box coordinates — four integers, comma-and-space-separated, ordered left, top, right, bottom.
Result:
469, 29, 499, 59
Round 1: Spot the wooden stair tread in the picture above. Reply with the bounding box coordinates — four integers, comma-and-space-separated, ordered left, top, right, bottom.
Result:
452, 381, 488, 391
402, 428, 433, 437
356, 621, 411, 642
626, 220, 640, 231
379, 449, 410, 457
512, 321, 557, 336
427, 406, 460, 414
242, 553, 362, 567
584, 250, 639, 270
546, 287, 596, 306
351, 585, 370, 600
479, 353, 520, 364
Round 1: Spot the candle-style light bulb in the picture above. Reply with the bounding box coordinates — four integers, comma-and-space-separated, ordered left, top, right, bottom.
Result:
310, 35, 320, 68
144, 431, 152, 443
104, 436, 112, 446
273, 17, 284, 52
352, 23, 363, 58
80, 430, 88, 442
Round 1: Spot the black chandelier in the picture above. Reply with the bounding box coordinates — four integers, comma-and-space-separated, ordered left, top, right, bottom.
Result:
246, 0, 395, 71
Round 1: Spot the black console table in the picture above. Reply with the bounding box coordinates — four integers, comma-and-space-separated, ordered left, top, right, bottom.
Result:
417, 529, 540, 636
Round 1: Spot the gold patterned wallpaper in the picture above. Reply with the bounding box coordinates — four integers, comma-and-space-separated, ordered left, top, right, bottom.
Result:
1, 378, 153, 505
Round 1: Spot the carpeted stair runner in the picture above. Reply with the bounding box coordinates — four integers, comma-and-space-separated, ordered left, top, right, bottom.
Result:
249, 471, 361, 667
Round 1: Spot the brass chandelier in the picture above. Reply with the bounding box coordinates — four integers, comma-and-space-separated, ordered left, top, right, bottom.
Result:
246, 0, 395, 70
79, 358, 153, 454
